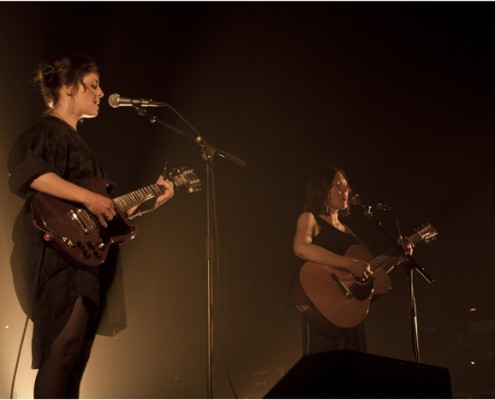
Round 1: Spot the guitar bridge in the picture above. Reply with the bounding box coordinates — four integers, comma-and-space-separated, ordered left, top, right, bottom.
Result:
331, 273, 353, 299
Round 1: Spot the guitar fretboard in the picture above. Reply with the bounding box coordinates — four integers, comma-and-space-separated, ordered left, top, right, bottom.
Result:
109, 168, 200, 216
113, 184, 165, 214
369, 231, 426, 273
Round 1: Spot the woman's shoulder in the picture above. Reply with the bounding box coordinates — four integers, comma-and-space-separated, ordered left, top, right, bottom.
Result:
36, 115, 72, 132
19, 116, 71, 141
297, 211, 317, 226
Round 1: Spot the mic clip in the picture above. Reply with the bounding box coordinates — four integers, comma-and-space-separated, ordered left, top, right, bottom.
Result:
349, 193, 391, 213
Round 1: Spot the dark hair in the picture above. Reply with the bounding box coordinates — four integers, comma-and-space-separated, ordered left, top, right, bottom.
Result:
33, 53, 99, 108
303, 166, 351, 216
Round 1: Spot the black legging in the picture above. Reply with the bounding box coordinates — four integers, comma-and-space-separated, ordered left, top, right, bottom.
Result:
34, 297, 98, 399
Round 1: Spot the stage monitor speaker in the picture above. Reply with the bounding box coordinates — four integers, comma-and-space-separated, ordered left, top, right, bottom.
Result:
264, 350, 452, 398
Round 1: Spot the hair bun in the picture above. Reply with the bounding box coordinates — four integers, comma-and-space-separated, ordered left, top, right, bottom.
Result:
39, 63, 58, 86
33, 53, 98, 109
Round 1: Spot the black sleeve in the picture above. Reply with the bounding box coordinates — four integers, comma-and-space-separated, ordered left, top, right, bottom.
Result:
7, 123, 67, 199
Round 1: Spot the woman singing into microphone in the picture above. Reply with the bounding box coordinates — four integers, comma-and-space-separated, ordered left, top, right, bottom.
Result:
8, 53, 174, 398
292, 166, 413, 354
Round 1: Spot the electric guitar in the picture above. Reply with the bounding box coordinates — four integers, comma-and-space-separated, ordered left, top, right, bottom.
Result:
31, 167, 201, 268
299, 224, 438, 328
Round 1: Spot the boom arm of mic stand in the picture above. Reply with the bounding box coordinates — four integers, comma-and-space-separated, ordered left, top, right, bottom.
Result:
196, 136, 247, 167
363, 207, 434, 284
403, 255, 434, 284
133, 106, 246, 167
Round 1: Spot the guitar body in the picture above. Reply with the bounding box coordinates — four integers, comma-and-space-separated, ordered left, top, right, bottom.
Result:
31, 178, 138, 269
299, 244, 392, 329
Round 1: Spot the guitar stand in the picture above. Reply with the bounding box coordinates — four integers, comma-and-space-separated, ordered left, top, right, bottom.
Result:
132, 105, 246, 399
360, 205, 434, 363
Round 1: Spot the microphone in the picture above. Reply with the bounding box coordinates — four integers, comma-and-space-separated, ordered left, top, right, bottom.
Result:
108, 93, 168, 108
349, 193, 391, 212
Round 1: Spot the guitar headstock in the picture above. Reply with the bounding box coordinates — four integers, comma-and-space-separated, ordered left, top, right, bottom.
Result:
165, 166, 202, 193
416, 223, 438, 244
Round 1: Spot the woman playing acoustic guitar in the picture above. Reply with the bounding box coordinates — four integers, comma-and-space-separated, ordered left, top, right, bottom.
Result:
7, 53, 174, 398
292, 166, 412, 354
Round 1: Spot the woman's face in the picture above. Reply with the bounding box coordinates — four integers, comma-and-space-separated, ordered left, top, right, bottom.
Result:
327, 171, 350, 212
72, 72, 104, 118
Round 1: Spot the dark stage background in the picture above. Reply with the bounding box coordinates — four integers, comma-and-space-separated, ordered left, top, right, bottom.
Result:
0, 2, 494, 398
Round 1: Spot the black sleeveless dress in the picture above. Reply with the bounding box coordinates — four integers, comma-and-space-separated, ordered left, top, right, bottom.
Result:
293, 214, 367, 354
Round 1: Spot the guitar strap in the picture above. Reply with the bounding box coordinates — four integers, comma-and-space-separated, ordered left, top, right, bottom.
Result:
313, 213, 370, 252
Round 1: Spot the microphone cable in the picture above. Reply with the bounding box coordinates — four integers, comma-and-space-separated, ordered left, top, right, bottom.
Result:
10, 243, 46, 399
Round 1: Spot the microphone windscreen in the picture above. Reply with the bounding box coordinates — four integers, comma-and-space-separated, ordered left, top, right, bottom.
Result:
108, 93, 120, 108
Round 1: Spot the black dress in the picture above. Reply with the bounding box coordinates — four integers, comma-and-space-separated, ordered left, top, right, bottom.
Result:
293, 214, 367, 354
8, 116, 127, 368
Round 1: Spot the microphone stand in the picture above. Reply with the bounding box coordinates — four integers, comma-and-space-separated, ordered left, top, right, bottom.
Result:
132, 106, 246, 399
359, 204, 433, 363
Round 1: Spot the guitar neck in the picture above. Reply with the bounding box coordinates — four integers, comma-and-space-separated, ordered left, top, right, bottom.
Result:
113, 183, 165, 214
369, 231, 424, 273
111, 168, 201, 215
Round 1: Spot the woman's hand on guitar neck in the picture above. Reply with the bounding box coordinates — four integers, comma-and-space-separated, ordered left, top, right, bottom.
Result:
399, 236, 414, 256
126, 175, 175, 220
154, 175, 174, 208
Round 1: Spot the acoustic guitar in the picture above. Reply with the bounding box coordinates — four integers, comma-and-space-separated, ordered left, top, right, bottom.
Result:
299, 224, 438, 328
